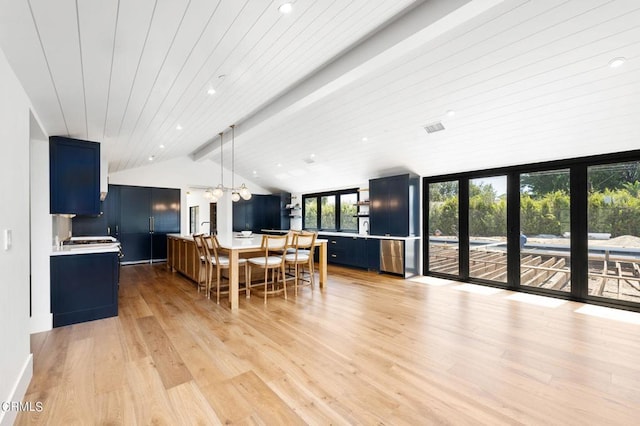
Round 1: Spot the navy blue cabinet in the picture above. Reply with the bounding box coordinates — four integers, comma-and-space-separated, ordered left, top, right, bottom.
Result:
72, 185, 120, 237
73, 184, 179, 262
326, 235, 380, 270
50, 136, 101, 215
369, 174, 419, 237
118, 185, 180, 263
50, 251, 119, 327
119, 186, 152, 262
366, 238, 380, 270
233, 195, 280, 233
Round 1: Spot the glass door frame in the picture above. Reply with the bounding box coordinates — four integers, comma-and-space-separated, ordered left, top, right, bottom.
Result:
423, 148, 640, 313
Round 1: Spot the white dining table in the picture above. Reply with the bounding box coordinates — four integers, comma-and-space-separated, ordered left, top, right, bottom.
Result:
217, 233, 328, 310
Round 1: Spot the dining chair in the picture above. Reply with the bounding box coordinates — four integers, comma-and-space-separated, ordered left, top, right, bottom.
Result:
284, 231, 317, 295
192, 234, 208, 294
247, 234, 289, 303
202, 234, 249, 304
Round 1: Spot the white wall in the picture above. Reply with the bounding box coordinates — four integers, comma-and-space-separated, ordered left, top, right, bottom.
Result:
109, 156, 270, 238
0, 47, 34, 426
29, 115, 52, 334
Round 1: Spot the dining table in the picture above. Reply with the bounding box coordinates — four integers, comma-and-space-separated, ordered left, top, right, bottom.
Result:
217, 233, 328, 310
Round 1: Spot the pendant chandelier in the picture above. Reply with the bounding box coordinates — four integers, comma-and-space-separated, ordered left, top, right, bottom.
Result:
204, 125, 251, 202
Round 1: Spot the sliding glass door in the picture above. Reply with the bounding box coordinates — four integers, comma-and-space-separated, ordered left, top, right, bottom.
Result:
469, 176, 507, 283
587, 162, 640, 303
428, 181, 459, 275
520, 169, 571, 292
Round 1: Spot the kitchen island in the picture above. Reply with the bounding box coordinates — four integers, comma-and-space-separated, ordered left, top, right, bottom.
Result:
167, 233, 328, 310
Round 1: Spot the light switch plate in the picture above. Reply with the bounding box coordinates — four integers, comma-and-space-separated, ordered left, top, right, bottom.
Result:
3, 229, 12, 251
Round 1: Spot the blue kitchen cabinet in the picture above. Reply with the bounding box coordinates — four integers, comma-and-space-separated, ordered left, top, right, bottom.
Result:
233, 195, 281, 233
369, 173, 419, 237
327, 235, 368, 268
50, 136, 101, 215
50, 251, 119, 327
72, 185, 120, 237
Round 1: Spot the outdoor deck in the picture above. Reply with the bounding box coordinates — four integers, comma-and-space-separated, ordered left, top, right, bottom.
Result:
429, 243, 640, 303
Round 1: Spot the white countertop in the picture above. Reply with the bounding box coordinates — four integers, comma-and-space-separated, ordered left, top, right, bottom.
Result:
51, 243, 121, 256
260, 229, 420, 240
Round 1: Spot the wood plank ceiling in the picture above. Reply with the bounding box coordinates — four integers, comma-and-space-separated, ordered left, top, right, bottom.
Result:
1, 0, 639, 192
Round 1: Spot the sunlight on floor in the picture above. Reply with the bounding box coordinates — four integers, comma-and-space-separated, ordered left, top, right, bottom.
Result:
409, 276, 454, 286
452, 283, 504, 295
575, 305, 640, 325
505, 293, 567, 308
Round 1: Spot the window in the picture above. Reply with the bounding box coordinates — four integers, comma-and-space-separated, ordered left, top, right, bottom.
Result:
340, 193, 358, 231
321, 195, 336, 229
304, 197, 317, 229
303, 188, 359, 231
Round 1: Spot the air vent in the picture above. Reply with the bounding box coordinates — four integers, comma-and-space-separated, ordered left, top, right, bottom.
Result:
424, 121, 445, 133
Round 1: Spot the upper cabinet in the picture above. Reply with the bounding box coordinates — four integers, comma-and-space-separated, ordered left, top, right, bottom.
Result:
369, 173, 420, 237
233, 194, 281, 233
50, 136, 101, 215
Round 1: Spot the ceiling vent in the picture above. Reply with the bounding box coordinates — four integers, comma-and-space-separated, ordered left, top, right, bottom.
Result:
424, 121, 445, 133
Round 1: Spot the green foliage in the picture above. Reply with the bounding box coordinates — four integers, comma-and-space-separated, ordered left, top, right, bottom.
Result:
341, 203, 358, 230
430, 179, 640, 238
520, 191, 569, 235
469, 183, 506, 237
429, 181, 458, 202
429, 197, 458, 235
521, 172, 569, 196
588, 186, 640, 237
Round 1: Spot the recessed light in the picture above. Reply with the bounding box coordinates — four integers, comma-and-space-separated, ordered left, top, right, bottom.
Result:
148, 155, 155, 161
159, 144, 165, 149
176, 124, 183, 130
207, 87, 216, 95
362, 137, 368, 142
446, 109, 456, 117
310, 153, 316, 158
609, 57, 626, 68
279, 3, 292, 14
277, 163, 282, 167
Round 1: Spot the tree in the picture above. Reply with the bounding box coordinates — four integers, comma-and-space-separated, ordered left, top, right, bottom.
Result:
520, 171, 569, 196
429, 181, 458, 202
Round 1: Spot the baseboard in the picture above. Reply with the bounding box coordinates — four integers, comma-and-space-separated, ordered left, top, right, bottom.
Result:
0, 354, 33, 426
30, 313, 52, 334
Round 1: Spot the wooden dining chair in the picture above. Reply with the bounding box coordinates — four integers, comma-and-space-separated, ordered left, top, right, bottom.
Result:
284, 231, 317, 295
247, 234, 289, 304
192, 234, 208, 294
202, 234, 249, 304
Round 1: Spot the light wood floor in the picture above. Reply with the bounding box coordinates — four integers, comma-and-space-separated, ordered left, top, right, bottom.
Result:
17, 264, 640, 425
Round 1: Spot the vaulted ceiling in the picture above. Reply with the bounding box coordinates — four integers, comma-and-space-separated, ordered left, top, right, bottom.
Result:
1, 0, 639, 193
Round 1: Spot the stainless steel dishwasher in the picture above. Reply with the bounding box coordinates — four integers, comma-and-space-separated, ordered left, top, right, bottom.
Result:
380, 239, 404, 275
